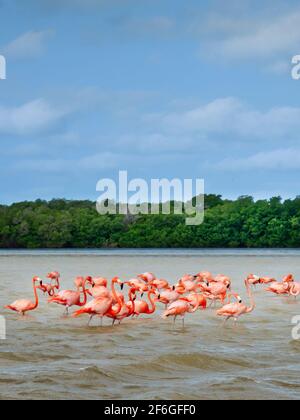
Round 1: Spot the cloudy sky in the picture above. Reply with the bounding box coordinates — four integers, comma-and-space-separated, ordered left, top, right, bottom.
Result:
0, 0, 300, 203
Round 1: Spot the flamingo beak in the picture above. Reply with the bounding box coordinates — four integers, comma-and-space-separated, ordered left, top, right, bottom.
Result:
121, 283, 124, 291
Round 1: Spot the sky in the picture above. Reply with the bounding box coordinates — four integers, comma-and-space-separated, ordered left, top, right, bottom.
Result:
0, 0, 300, 203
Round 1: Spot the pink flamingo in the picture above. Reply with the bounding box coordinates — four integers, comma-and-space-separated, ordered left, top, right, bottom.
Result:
150, 278, 170, 291
128, 289, 157, 316
48, 277, 92, 315
185, 292, 207, 310
106, 287, 136, 325
72, 277, 123, 326
200, 280, 230, 306
217, 279, 255, 326
265, 275, 293, 295
162, 297, 200, 326
156, 286, 185, 308
41, 271, 61, 296
177, 277, 201, 293
5, 277, 44, 316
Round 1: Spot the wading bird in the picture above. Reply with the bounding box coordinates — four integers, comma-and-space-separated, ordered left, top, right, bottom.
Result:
162, 297, 200, 326
48, 277, 92, 315
217, 278, 255, 326
5, 277, 44, 316
73, 277, 123, 326
129, 289, 157, 316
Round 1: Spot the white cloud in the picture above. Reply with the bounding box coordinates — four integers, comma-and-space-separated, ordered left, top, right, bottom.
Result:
193, 8, 300, 74
215, 149, 300, 171
203, 11, 300, 60
3, 30, 53, 59
158, 97, 300, 141
0, 99, 68, 135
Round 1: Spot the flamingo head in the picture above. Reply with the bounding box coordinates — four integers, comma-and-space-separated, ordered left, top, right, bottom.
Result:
112, 277, 124, 289
283, 274, 294, 283
85, 276, 93, 285
231, 293, 242, 303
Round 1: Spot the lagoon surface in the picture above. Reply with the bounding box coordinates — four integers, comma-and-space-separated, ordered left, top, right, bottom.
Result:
0, 249, 300, 400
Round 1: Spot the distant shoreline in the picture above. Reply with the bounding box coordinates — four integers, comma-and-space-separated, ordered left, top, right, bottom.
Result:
1, 248, 300, 257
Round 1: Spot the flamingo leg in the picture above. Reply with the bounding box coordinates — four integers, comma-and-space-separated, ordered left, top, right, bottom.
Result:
222, 316, 231, 328
87, 315, 93, 326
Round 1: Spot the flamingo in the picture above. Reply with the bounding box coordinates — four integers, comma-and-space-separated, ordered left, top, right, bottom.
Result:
41, 271, 61, 296
106, 287, 136, 325
48, 277, 92, 315
217, 278, 255, 326
156, 286, 185, 308
185, 292, 207, 310
150, 278, 170, 291
72, 277, 123, 326
265, 275, 293, 295
199, 279, 230, 306
177, 277, 201, 293
5, 277, 44, 316
128, 289, 157, 316
162, 297, 200, 326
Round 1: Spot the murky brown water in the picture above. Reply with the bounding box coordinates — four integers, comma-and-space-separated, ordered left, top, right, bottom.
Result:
0, 250, 300, 400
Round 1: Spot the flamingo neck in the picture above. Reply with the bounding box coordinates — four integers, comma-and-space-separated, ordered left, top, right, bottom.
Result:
78, 279, 88, 307
32, 283, 39, 310
128, 289, 135, 316
146, 291, 156, 314
245, 280, 255, 313
110, 280, 122, 316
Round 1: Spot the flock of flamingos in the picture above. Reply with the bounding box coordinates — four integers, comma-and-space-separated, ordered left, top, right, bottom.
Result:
4, 271, 300, 327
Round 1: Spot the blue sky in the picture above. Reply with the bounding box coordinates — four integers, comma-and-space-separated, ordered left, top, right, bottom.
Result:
0, 0, 300, 203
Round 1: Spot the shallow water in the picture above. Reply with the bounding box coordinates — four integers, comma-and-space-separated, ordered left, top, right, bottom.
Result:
0, 250, 300, 400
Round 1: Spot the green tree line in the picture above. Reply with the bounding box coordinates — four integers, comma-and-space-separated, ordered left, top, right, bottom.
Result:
0, 195, 300, 248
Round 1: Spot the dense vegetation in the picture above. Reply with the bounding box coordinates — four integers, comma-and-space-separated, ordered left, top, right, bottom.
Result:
0, 195, 300, 248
